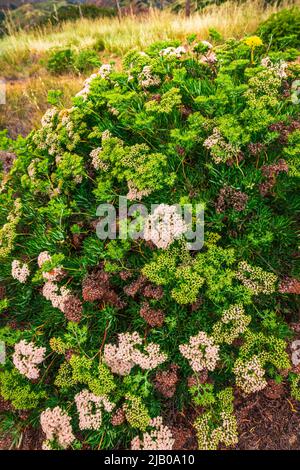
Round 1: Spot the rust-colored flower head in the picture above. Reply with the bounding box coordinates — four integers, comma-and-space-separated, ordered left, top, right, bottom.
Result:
111, 407, 126, 426
140, 301, 165, 328
154, 364, 179, 398
63, 295, 83, 323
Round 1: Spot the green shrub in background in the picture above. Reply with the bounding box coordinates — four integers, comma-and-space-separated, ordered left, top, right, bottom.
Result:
92, 36, 106, 53
46, 47, 75, 74
74, 48, 102, 73
46, 46, 103, 74
257, 7, 300, 50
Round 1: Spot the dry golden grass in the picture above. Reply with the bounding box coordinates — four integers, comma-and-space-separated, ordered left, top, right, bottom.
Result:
0, 76, 82, 138
1, 0, 298, 73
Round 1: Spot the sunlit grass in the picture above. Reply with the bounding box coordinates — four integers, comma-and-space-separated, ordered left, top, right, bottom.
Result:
1, 0, 297, 68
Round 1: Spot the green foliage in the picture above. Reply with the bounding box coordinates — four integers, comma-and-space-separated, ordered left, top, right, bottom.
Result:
0, 33, 298, 450
290, 373, 300, 401
257, 7, 300, 50
124, 394, 151, 431
74, 49, 102, 73
46, 48, 75, 75
0, 369, 46, 409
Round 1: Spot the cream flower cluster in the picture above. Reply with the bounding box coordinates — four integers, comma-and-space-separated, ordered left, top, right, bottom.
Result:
89, 147, 109, 171
233, 355, 267, 394
76, 64, 112, 100
212, 304, 251, 344
13, 340, 46, 380
11, 260, 30, 283
159, 46, 186, 58
195, 410, 238, 450
131, 416, 174, 450
179, 332, 220, 372
203, 127, 239, 164
75, 389, 115, 430
143, 204, 187, 249
138, 66, 161, 89
40, 406, 75, 449
104, 331, 167, 376
41, 107, 57, 128
236, 261, 277, 295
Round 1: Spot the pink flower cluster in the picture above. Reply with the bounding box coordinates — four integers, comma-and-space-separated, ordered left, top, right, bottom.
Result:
259, 159, 288, 196
179, 331, 220, 372
40, 406, 75, 449
143, 204, 187, 249
200, 51, 217, 65
261, 57, 288, 78
38, 251, 65, 281
13, 340, 46, 380
104, 332, 167, 376
131, 416, 174, 450
75, 389, 114, 430
11, 260, 30, 283
279, 277, 300, 294
126, 180, 152, 201
42, 281, 70, 312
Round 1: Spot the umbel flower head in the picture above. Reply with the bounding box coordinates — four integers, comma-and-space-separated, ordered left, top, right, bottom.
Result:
11, 260, 30, 283
179, 331, 219, 372
233, 355, 267, 394
212, 304, 251, 345
75, 389, 114, 430
243, 36, 263, 48
131, 416, 174, 450
13, 340, 46, 380
40, 406, 75, 449
104, 331, 167, 376
236, 261, 277, 295
143, 204, 187, 249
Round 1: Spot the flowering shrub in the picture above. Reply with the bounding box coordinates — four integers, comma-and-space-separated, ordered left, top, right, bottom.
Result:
0, 31, 299, 450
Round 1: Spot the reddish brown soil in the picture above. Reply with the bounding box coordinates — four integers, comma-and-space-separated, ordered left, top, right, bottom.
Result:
234, 382, 300, 450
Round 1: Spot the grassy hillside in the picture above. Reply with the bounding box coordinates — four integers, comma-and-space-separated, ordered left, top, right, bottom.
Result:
1, 0, 298, 137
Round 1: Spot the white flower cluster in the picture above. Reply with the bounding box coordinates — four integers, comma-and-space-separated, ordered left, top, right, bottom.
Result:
138, 66, 161, 89
261, 57, 288, 79
233, 355, 267, 394
76, 64, 112, 100
89, 147, 109, 171
143, 204, 187, 249
212, 304, 251, 344
159, 46, 186, 58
